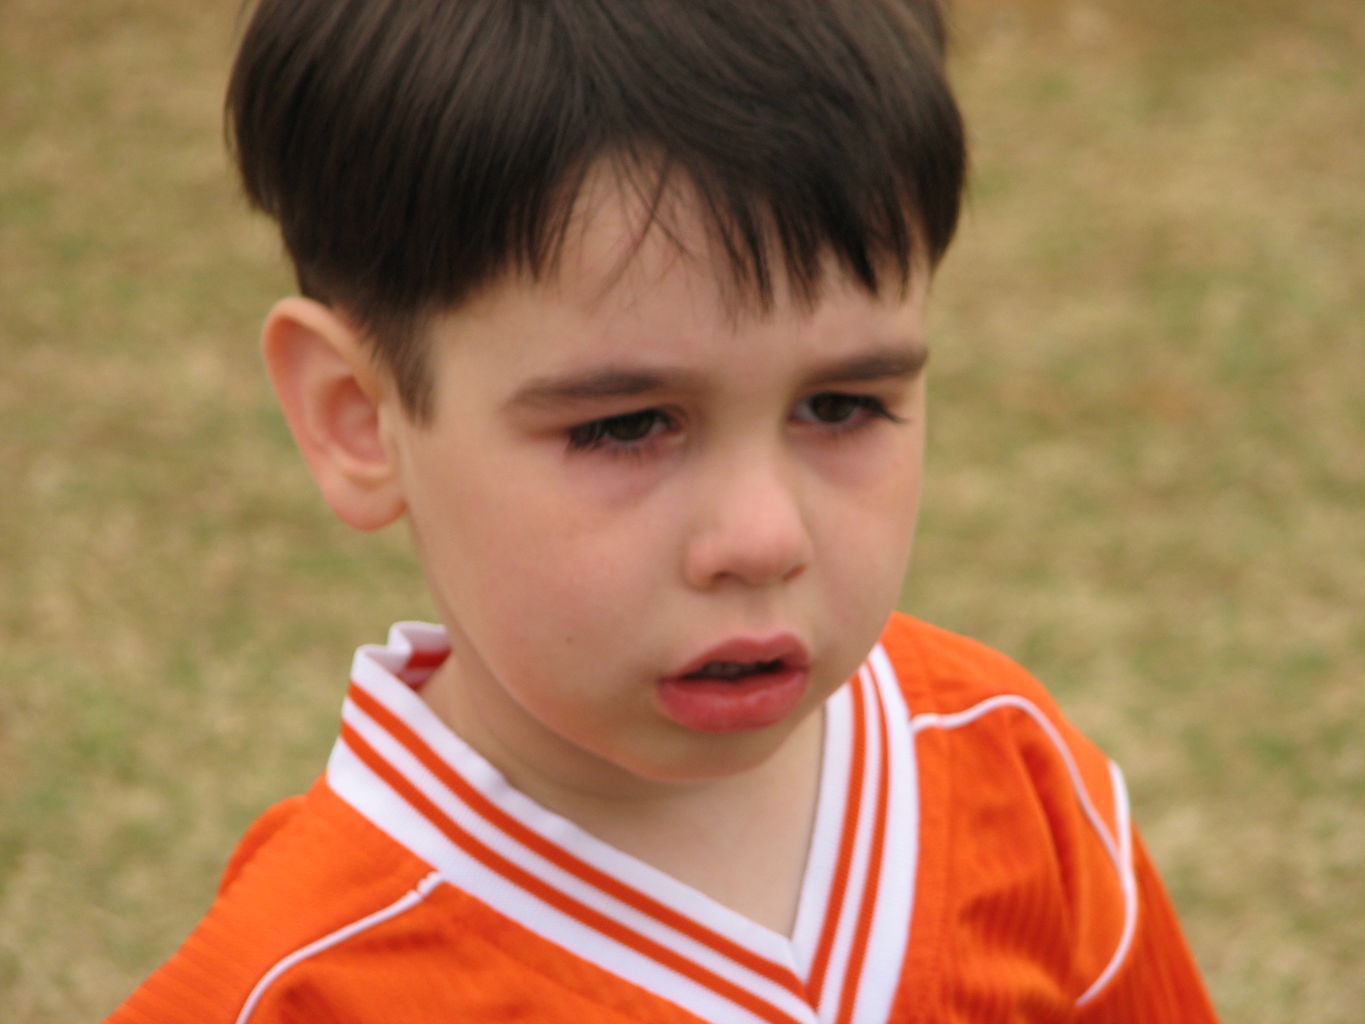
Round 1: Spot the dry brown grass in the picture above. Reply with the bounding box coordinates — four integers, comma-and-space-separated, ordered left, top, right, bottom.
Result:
2, 1, 1361, 1019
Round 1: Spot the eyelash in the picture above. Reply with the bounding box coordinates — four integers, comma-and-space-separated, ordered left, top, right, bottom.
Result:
564, 393, 904, 456
799, 393, 905, 432
566, 409, 677, 454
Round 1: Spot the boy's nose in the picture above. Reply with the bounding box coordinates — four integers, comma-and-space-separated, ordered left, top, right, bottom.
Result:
682, 458, 812, 590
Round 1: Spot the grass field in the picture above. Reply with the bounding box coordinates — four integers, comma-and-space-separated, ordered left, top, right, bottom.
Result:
2, 0, 1361, 1019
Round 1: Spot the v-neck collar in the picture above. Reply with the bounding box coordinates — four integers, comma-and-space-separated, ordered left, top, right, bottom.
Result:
326, 624, 920, 1024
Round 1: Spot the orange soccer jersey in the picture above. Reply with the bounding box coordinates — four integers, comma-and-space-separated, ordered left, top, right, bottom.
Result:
107, 615, 1219, 1023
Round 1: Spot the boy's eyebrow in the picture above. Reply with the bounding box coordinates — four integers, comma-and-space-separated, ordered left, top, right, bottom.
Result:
508, 340, 928, 410
509, 367, 697, 409
804, 342, 929, 386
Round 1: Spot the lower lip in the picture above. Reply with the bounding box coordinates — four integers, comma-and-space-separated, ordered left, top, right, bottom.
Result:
656, 667, 809, 733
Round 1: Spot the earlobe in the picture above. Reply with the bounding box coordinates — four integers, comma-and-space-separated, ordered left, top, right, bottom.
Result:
261, 297, 407, 531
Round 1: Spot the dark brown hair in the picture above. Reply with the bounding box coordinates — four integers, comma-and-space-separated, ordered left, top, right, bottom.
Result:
227, 0, 966, 420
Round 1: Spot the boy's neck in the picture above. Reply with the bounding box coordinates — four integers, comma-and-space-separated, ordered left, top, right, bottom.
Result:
421, 661, 826, 936
537, 709, 825, 936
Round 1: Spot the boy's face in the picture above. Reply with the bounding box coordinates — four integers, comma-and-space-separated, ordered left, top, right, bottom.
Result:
380, 184, 929, 798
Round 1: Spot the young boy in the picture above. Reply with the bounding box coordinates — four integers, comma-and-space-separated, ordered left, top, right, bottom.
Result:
110, 0, 1218, 1020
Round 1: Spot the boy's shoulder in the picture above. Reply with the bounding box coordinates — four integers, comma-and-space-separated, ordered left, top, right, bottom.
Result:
105, 782, 437, 1023
876, 614, 1219, 1018
878, 613, 1138, 1005
875, 610, 1117, 825
878, 610, 1065, 715
109, 762, 694, 1023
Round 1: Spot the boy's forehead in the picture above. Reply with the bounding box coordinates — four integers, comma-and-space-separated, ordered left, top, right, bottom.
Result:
549, 164, 752, 314
432, 176, 929, 384
534, 160, 917, 322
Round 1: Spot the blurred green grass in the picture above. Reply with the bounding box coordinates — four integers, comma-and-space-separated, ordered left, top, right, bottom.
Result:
1, 0, 1361, 1019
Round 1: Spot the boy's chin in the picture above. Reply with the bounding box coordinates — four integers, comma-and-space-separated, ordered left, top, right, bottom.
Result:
611, 714, 817, 789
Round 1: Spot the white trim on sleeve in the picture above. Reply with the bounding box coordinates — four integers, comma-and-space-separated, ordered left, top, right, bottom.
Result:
911, 695, 1139, 1007
234, 871, 443, 1024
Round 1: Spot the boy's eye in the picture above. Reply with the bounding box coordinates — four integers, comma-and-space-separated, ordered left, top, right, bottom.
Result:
567, 409, 672, 452
806, 393, 864, 424
599, 410, 660, 442
798, 392, 903, 428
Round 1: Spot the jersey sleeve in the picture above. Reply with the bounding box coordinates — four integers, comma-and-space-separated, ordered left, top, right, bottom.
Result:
1074, 831, 1220, 1022
883, 614, 1221, 1021
103, 784, 436, 1024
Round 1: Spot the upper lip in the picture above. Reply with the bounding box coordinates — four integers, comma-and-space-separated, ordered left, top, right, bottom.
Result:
667, 633, 810, 679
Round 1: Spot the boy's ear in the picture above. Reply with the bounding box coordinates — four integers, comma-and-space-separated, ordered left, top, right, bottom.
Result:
261, 297, 406, 531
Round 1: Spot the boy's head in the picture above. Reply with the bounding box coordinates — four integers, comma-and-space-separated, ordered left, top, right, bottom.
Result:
230, 0, 966, 793
228, 0, 964, 421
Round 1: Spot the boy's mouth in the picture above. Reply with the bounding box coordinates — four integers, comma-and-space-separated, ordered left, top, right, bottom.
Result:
659, 635, 811, 733
668, 634, 809, 683
683, 658, 787, 681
